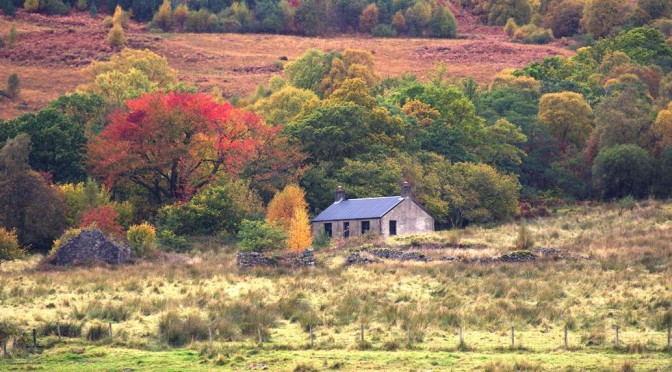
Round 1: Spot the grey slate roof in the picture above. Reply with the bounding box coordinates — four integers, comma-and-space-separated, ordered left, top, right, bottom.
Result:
312, 196, 404, 222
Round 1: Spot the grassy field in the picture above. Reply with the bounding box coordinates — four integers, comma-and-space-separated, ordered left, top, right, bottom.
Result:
1, 201, 672, 371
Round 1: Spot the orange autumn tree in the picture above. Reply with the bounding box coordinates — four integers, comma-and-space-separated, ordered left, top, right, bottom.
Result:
266, 185, 312, 251
88, 92, 293, 204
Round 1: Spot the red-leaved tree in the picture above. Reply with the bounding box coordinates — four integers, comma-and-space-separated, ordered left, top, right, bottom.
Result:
88, 92, 302, 204
80, 205, 124, 238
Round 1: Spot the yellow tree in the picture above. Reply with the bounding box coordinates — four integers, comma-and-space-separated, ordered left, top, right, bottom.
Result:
153, 0, 174, 31
359, 3, 379, 33
653, 103, 672, 152
538, 92, 594, 151
266, 185, 311, 252
288, 206, 312, 251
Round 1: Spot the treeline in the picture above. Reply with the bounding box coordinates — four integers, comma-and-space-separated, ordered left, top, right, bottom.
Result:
2, 26, 672, 257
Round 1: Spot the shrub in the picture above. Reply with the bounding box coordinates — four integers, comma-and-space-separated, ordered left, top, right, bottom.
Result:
515, 220, 534, 250
156, 229, 190, 252
156, 181, 262, 237
39, 320, 82, 338
0, 320, 18, 344
0, 227, 24, 264
79, 205, 124, 238
127, 223, 157, 257
509, 23, 555, 44
158, 311, 209, 346
76, 0, 86, 11
7, 25, 16, 48
107, 24, 125, 47
312, 229, 331, 250
504, 18, 517, 37
86, 321, 108, 341
41, 0, 69, 15
7, 73, 19, 98
103, 16, 113, 27
50, 228, 81, 255
371, 23, 396, 37
23, 0, 38, 12
488, 0, 532, 26
237, 220, 287, 253
112, 5, 129, 27
543, 0, 584, 38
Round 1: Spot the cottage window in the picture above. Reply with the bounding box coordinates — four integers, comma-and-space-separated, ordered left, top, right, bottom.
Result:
361, 221, 370, 234
324, 223, 332, 238
343, 222, 350, 238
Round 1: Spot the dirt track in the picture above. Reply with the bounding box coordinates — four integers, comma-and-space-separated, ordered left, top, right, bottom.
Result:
0, 10, 574, 120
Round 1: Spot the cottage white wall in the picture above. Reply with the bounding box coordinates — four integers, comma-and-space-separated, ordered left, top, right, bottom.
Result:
380, 198, 434, 237
312, 219, 383, 238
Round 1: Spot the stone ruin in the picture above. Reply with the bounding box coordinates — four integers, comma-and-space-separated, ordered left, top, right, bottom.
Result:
49, 229, 131, 266
237, 249, 315, 268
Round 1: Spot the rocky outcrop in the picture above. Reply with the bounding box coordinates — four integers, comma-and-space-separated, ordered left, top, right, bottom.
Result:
50, 229, 131, 266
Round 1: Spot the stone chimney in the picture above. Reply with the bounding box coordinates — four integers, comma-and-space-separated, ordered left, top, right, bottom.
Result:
401, 181, 412, 198
335, 185, 346, 202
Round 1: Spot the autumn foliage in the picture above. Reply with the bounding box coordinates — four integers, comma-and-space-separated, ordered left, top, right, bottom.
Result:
79, 205, 124, 238
88, 92, 295, 204
266, 185, 312, 252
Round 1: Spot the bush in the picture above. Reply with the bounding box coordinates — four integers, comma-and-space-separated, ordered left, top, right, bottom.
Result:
41, 0, 69, 15
127, 223, 157, 257
0, 227, 24, 264
158, 311, 209, 346
86, 321, 108, 341
112, 5, 129, 27
7, 73, 19, 98
107, 24, 125, 47
488, 0, 532, 26
79, 205, 123, 238
515, 220, 534, 250
312, 229, 331, 250
23, 0, 38, 12
157, 229, 191, 252
237, 220, 287, 253
504, 18, 517, 37
510, 23, 554, 44
371, 24, 397, 37
103, 16, 113, 27
50, 228, 81, 255
157, 182, 262, 237
7, 25, 16, 48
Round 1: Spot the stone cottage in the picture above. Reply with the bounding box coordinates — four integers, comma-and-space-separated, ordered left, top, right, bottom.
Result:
311, 182, 435, 238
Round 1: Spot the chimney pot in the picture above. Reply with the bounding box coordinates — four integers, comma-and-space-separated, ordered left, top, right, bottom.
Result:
401, 181, 412, 198
335, 185, 346, 202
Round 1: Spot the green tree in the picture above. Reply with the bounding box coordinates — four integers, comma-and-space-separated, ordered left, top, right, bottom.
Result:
592, 144, 653, 199
594, 88, 653, 150
284, 49, 329, 95
152, 0, 174, 31
476, 118, 527, 174
359, 3, 380, 33
582, 0, 627, 38
157, 180, 263, 237
0, 135, 67, 251
538, 92, 594, 151
7, 73, 19, 98
1, 108, 87, 183
7, 25, 16, 48
295, 0, 327, 35
251, 85, 318, 126
488, 0, 532, 26
428, 5, 457, 38
444, 162, 521, 226
237, 220, 287, 252
286, 102, 371, 163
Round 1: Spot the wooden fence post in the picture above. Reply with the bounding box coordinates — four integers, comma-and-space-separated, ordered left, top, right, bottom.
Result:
32, 328, 37, 352
257, 327, 263, 346
360, 324, 364, 343
57, 322, 62, 341
564, 325, 568, 349
1, 340, 7, 358
108, 323, 113, 339
667, 323, 670, 353
511, 327, 515, 349
459, 325, 464, 347
208, 325, 213, 343
614, 325, 620, 348
309, 325, 314, 348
